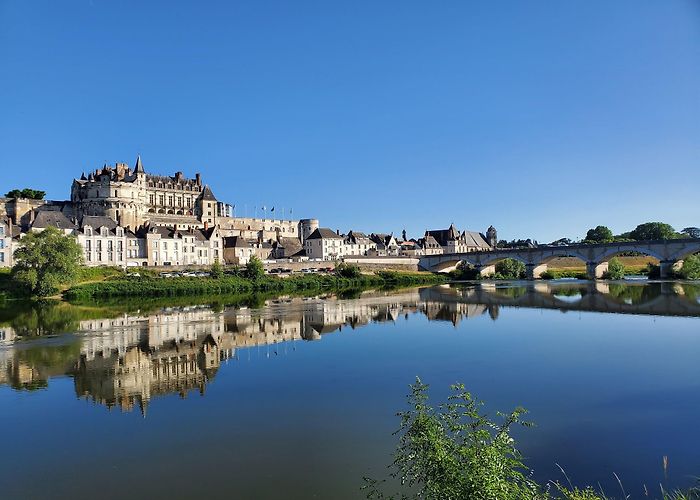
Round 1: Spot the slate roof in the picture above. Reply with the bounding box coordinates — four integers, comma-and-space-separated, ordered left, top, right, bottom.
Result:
134, 155, 145, 174
306, 228, 343, 240
223, 236, 251, 248
460, 231, 491, 249
200, 185, 217, 201
426, 224, 460, 246
80, 215, 118, 230
31, 211, 77, 230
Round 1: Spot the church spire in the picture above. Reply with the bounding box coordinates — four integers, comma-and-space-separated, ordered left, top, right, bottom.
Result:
134, 154, 145, 174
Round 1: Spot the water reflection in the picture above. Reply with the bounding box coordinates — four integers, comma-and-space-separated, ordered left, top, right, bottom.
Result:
1, 281, 699, 414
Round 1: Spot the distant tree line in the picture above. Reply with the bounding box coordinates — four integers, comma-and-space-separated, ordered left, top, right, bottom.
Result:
5, 188, 46, 200
541, 222, 700, 247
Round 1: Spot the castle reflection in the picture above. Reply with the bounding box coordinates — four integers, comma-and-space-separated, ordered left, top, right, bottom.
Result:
1, 281, 699, 413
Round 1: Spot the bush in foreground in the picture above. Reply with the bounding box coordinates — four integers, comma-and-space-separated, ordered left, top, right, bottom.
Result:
365, 379, 700, 500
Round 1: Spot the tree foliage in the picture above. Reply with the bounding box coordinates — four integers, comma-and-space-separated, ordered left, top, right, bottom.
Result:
210, 259, 224, 279
244, 255, 265, 280
678, 254, 700, 280
603, 257, 626, 280
364, 378, 540, 500
681, 227, 700, 239
495, 258, 525, 279
335, 262, 362, 278
12, 227, 83, 296
584, 225, 613, 243
629, 222, 677, 241
365, 380, 700, 500
5, 188, 46, 200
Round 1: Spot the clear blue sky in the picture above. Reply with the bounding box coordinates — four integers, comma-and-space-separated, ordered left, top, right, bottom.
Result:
1, 0, 698, 242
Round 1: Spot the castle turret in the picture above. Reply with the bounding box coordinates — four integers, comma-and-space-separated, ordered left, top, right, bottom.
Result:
486, 225, 498, 248
134, 155, 145, 175
299, 219, 319, 244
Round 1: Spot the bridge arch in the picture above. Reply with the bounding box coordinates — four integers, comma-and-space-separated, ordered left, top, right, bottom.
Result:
597, 247, 664, 263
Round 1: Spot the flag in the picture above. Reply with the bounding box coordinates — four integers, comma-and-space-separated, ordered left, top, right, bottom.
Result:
271, 207, 274, 212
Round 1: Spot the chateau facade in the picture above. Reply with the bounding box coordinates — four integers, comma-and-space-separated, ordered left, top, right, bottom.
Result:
71, 156, 218, 230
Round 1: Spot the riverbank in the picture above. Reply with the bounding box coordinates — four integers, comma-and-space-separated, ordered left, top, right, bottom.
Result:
62, 270, 448, 302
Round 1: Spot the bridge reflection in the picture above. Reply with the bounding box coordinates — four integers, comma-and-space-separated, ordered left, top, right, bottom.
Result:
1, 282, 698, 413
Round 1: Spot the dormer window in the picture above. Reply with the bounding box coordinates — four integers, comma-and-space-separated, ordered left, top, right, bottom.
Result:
85, 227, 92, 236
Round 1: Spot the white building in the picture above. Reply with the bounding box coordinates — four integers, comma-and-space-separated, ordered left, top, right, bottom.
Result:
0, 217, 13, 268
305, 228, 345, 260
344, 231, 377, 256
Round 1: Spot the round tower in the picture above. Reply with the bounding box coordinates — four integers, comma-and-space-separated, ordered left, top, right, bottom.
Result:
299, 218, 319, 243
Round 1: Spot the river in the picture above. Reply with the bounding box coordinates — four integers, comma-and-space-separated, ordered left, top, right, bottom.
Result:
0, 280, 699, 499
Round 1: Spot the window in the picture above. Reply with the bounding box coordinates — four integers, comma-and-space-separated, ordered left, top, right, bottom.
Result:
0, 227, 4, 236
0, 240, 4, 249
150, 194, 155, 204
168, 196, 173, 206
159, 195, 165, 205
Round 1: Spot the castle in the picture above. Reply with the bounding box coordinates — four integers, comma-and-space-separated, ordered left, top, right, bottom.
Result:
71, 156, 219, 230
0, 155, 495, 268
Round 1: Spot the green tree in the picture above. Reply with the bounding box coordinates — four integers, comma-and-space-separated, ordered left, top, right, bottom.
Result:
629, 222, 676, 241
603, 257, 626, 280
5, 188, 46, 200
334, 262, 361, 278
245, 255, 265, 280
12, 227, 83, 296
678, 254, 700, 280
210, 259, 224, 279
495, 258, 525, 279
584, 225, 613, 243
681, 227, 700, 239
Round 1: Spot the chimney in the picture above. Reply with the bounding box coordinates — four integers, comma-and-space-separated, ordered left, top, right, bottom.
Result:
195, 173, 201, 186
204, 221, 209, 230
336, 229, 340, 235
175, 171, 183, 182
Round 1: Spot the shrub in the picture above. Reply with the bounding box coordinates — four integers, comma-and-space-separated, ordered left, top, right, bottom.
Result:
495, 258, 525, 280
365, 380, 700, 500
678, 254, 700, 280
335, 262, 362, 278
364, 378, 541, 499
245, 256, 265, 280
603, 257, 625, 280
210, 260, 224, 279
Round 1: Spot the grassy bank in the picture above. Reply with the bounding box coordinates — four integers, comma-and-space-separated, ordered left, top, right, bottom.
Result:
63, 270, 447, 301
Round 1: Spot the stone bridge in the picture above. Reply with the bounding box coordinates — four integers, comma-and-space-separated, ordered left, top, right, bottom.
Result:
420, 282, 700, 317
418, 239, 700, 279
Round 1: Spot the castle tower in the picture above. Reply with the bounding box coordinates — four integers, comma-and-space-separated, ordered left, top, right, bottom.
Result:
486, 225, 498, 248
299, 219, 319, 244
